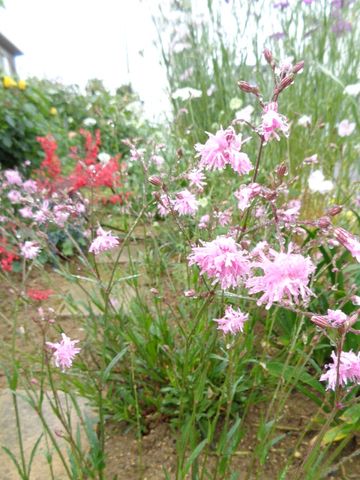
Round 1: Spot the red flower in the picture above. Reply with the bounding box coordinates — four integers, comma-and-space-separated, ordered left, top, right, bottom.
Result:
27, 289, 54, 301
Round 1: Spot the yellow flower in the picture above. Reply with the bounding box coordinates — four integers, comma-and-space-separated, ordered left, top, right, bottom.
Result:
50, 107, 58, 116
3, 76, 17, 88
18, 79, 27, 90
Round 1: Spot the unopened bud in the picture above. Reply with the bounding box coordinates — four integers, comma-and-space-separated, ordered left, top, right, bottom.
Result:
276, 163, 288, 178
152, 191, 161, 202
237, 81, 260, 95
317, 216, 331, 229
176, 148, 183, 158
292, 61, 304, 74
148, 175, 162, 187
263, 48, 273, 66
275, 75, 294, 95
327, 205, 342, 217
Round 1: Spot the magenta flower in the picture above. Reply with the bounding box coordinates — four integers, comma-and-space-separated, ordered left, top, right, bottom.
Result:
46, 333, 81, 371
334, 227, 360, 262
4, 169, 22, 186
234, 183, 261, 211
89, 227, 119, 255
320, 350, 360, 391
19, 206, 34, 219
311, 309, 348, 329
188, 235, 250, 289
187, 168, 207, 191
7, 190, 22, 204
195, 127, 253, 175
246, 245, 315, 309
157, 194, 173, 217
23, 179, 38, 193
173, 190, 199, 216
198, 214, 210, 229
20, 241, 41, 260
214, 305, 248, 335
260, 102, 289, 142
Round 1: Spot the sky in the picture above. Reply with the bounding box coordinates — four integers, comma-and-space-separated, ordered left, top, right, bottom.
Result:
0, 0, 169, 118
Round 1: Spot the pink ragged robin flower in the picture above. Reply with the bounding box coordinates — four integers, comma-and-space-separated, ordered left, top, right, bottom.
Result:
198, 214, 210, 229
246, 244, 315, 309
311, 309, 348, 329
195, 126, 253, 175
334, 227, 360, 262
157, 193, 173, 217
214, 305, 248, 335
4, 169, 22, 186
320, 350, 360, 391
260, 102, 289, 142
234, 183, 261, 211
173, 190, 199, 216
89, 227, 119, 255
20, 241, 41, 260
46, 333, 81, 371
188, 235, 250, 289
187, 168, 207, 191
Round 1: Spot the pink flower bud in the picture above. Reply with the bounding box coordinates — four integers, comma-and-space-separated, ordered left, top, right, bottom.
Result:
327, 205, 342, 216
293, 61, 304, 74
148, 175, 163, 187
237, 81, 260, 95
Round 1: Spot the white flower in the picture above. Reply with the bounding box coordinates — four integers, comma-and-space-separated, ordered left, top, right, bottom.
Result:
235, 105, 254, 123
298, 115, 312, 127
344, 83, 360, 96
171, 87, 202, 101
308, 170, 334, 194
98, 152, 111, 165
337, 119, 356, 137
83, 117, 97, 127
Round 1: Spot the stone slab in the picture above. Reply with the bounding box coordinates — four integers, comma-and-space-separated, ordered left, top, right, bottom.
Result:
0, 389, 97, 480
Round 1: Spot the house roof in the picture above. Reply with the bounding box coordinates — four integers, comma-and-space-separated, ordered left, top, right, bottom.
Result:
0, 32, 23, 56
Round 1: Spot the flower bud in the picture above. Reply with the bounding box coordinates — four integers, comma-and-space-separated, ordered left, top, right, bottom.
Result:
237, 81, 260, 95
148, 175, 162, 187
276, 163, 288, 178
317, 216, 331, 229
263, 48, 274, 66
292, 61, 304, 74
275, 75, 294, 95
176, 148, 183, 158
327, 205, 342, 217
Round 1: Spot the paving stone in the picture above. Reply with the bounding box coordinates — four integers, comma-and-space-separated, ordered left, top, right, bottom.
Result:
0, 389, 97, 480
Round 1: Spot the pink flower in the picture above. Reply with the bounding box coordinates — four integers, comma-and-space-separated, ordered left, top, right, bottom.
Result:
187, 169, 207, 190
277, 199, 301, 224
311, 309, 348, 329
246, 245, 315, 309
260, 102, 289, 142
188, 235, 250, 289
89, 227, 119, 255
214, 305, 248, 335
53, 205, 70, 227
4, 169, 22, 185
198, 214, 210, 229
320, 350, 360, 391
151, 154, 165, 168
157, 194, 173, 217
334, 227, 360, 262
195, 126, 253, 175
46, 333, 81, 371
33, 201, 50, 225
216, 209, 232, 227
20, 241, 41, 260
234, 183, 261, 211
337, 119, 355, 137
173, 190, 199, 216
19, 206, 34, 219
23, 179, 38, 193
7, 190, 22, 204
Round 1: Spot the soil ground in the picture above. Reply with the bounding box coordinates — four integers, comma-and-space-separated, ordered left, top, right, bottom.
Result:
1, 262, 359, 479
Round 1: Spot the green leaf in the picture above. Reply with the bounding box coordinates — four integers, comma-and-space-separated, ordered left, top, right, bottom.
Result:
184, 438, 208, 475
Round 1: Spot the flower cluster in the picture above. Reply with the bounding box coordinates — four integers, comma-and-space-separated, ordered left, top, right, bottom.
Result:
89, 227, 119, 255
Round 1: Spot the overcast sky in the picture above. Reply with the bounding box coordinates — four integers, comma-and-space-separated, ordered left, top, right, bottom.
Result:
0, 0, 168, 117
